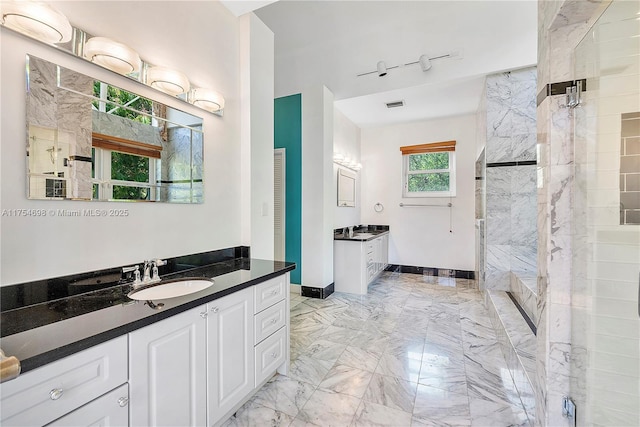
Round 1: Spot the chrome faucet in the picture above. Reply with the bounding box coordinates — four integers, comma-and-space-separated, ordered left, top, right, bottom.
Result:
143, 259, 167, 284
123, 258, 167, 288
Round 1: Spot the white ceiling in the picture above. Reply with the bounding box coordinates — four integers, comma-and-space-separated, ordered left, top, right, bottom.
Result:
246, 0, 538, 128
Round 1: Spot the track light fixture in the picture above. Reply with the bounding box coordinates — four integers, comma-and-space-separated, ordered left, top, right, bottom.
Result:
419, 54, 432, 72
377, 61, 387, 77
357, 51, 460, 78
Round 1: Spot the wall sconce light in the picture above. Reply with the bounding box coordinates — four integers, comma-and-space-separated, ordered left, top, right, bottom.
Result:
84, 37, 140, 75
0, 1, 72, 44
146, 66, 191, 96
333, 152, 362, 172
190, 88, 225, 113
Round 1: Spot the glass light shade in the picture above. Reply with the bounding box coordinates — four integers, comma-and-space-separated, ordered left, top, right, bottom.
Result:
84, 37, 140, 75
1, 1, 72, 43
191, 88, 225, 112
147, 66, 190, 96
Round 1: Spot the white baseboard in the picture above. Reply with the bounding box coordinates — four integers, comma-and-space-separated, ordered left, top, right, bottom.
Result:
290, 284, 301, 295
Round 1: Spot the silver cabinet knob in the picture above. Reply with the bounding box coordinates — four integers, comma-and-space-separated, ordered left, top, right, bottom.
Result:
50, 388, 63, 400
211, 307, 219, 313
118, 397, 129, 407
200, 311, 208, 318
271, 318, 277, 324
270, 289, 278, 296
271, 352, 278, 359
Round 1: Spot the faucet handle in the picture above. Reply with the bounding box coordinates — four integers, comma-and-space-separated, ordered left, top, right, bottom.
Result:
150, 259, 166, 282
122, 265, 141, 285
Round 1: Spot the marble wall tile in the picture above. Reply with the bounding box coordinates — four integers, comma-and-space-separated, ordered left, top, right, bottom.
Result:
512, 197, 538, 247
512, 133, 538, 161
549, 99, 574, 166
27, 56, 58, 128
549, 165, 573, 236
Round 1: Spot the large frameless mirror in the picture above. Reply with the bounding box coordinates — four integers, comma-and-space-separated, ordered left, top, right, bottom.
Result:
26, 55, 204, 203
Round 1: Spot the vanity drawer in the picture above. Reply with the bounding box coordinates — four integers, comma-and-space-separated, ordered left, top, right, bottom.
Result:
46, 383, 129, 427
254, 275, 286, 313
0, 336, 128, 427
254, 326, 286, 386
254, 300, 286, 344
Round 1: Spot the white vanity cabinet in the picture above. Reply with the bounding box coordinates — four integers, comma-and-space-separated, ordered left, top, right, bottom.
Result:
129, 304, 207, 427
253, 275, 289, 386
0, 336, 128, 427
334, 234, 389, 295
207, 287, 254, 425
1, 272, 291, 427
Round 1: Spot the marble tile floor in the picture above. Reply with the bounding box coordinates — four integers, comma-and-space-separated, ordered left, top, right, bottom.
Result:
222, 271, 531, 427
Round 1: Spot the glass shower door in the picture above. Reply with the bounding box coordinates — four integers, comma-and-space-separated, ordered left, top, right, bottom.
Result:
572, 1, 640, 425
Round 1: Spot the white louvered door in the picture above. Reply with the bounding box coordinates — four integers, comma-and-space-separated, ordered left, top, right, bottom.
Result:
274, 149, 286, 261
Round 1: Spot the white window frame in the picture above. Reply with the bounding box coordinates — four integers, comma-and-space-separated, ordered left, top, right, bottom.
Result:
402, 151, 456, 198
92, 148, 157, 201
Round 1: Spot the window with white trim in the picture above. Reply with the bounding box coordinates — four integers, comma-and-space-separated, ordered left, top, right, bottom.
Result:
401, 140, 456, 198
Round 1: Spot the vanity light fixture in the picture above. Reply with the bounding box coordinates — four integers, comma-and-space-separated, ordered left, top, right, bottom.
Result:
0, 1, 72, 44
333, 152, 362, 172
1, 4, 225, 116
146, 66, 191, 96
190, 87, 225, 113
83, 37, 141, 75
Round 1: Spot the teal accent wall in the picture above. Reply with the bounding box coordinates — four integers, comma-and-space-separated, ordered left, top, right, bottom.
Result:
274, 94, 302, 284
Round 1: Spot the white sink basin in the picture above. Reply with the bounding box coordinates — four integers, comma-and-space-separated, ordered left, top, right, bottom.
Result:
128, 278, 214, 301
353, 233, 376, 238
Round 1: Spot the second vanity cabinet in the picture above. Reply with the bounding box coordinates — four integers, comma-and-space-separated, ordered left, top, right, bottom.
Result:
334, 233, 389, 295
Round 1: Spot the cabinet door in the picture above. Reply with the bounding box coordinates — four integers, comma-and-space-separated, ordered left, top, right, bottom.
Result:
46, 384, 129, 427
129, 305, 207, 427
207, 287, 254, 425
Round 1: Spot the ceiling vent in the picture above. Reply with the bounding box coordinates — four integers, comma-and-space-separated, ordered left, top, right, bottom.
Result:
386, 100, 404, 109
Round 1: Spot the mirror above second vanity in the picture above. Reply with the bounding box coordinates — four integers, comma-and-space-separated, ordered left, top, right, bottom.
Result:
337, 168, 356, 207
26, 55, 204, 204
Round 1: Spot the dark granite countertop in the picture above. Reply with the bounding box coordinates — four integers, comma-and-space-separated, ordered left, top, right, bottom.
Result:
334, 225, 390, 241
0, 256, 295, 374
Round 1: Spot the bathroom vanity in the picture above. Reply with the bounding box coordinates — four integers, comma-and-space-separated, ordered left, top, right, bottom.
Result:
334, 226, 389, 294
0, 250, 294, 427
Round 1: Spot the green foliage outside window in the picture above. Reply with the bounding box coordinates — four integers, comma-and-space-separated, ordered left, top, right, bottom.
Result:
409, 152, 449, 171
111, 152, 150, 200
407, 152, 451, 193
93, 82, 152, 124
408, 173, 450, 192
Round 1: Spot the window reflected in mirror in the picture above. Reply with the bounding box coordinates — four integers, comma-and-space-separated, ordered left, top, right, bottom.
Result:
26, 55, 204, 204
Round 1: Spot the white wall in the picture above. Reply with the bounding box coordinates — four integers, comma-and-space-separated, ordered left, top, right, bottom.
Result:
301, 86, 334, 287
0, 1, 243, 285
240, 13, 275, 260
361, 114, 476, 271
333, 108, 361, 229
